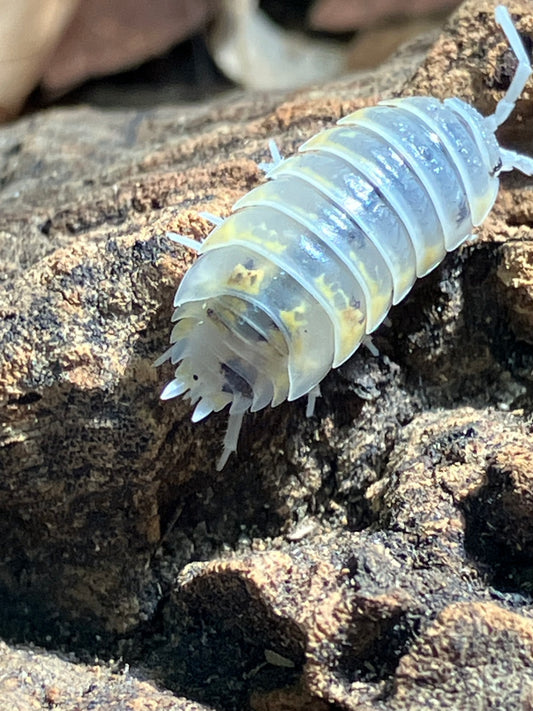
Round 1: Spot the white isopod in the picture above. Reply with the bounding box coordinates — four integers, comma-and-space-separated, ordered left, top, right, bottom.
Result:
156, 5, 533, 470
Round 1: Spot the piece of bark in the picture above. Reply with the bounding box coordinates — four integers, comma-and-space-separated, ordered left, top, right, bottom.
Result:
392, 602, 533, 708
157, 408, 533, 708
0, 0, 533, 709
0, 639, 213, 711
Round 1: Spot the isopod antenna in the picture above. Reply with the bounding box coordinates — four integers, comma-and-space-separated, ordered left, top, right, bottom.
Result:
489, 6, 531, 129
488, 6, 533, 175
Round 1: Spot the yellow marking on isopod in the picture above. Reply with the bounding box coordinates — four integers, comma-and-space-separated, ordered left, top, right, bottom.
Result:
348, 249, 391, 324
234, 219, 288, 255
471, 190, 499, 227
204, 218, 288, 256
314, 272, 362, 361
338, 304, 366, 361
368, 291, 393, 328
227, 263, 265, 295
279, 303, 310, 360
417, 242, 447, 276
242, 229, 287, 255
314, 272, 339, 304
279, 304, 307, 331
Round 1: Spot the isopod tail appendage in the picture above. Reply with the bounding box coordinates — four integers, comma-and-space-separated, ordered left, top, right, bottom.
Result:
217, 396, 248, 471
488, 6, 532, 131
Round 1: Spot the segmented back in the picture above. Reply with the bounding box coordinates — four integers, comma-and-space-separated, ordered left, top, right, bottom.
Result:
157, 6, 533, 469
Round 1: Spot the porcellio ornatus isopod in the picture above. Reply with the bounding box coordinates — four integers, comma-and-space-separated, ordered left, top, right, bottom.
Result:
156, 5, 533, 469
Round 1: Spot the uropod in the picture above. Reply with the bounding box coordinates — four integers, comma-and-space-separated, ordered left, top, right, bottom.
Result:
156, 5, 533, 469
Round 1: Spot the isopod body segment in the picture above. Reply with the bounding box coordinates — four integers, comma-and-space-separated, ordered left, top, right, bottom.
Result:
157, 5, 533, 469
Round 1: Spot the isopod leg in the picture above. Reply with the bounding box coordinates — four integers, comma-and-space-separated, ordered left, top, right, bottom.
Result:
362, 335, 379, 357
487, 6, 532, 131
166, 213, 223, 252
198, 211, 224, 226
217, 411, 245, 471
166, 232, 202, 251
305, 384, 321, 417
258, 139, 284, 174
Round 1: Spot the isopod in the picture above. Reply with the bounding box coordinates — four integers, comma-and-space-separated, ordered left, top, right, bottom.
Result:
156, 5, 533, 469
